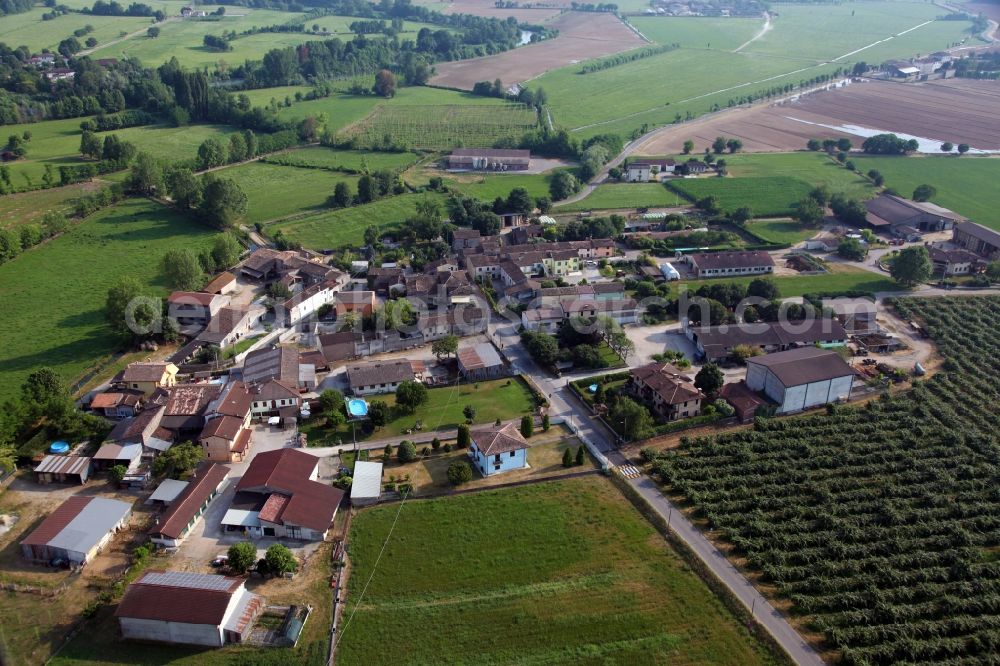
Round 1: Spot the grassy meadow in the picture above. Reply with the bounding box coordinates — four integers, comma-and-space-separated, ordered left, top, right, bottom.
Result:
271, 192, 446, 249
0, 117, 235, 191
0, 199, 215, 402
532, 3, 972, 140
559, 182, 682, 211
267, 146, 420, 172
682, 264, 898, 298
668, 175, 814, 216
0, 7, 149, 52
850, 155, 1000, 230
340, 476, 781, 665
745, 218, 816, 245
439, 171, 561, 200
211, 161, 356, 224
0, 182, 99, 229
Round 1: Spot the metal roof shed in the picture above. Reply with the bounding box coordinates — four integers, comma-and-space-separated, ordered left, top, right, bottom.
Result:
351, 461, 383, 506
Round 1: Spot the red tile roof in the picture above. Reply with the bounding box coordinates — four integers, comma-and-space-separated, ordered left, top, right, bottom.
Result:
200, 415, 243, 442
167, 291, 218, 306
115, 571, 244, 625
235, 449, 343, 532
21, 496, 92, 547
236, 449, 317, 493
149, 463, 228, 539
202, 271, 236, 294
471, 422, 527, 456
232, 429, 252, 454
258, 493, 289, 523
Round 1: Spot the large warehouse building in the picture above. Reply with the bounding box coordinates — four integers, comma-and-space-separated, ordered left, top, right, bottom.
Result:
116, 571, 264, 647
20, 496, 132, 566
448, 148, 530, 171
745, 347, 855, 414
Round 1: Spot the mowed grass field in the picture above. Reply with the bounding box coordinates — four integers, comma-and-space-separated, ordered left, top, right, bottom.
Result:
272, 192, 447, 249
668, 175, 813, 216
0, 199, 215, 402
0, 117, 236, 191
268, 146, 420, 172
631, 16, 762, 50
560, 183, 683, 211
275, 86, 509, 134
89, 9, 312, 68
850, 155, 1000, 230
533, 3, 972, 140
210, 161, 357, 224
341, 476, 780, 665
438, 171, 562, 200
0, 7, 149, 52
745, 218, 816, 245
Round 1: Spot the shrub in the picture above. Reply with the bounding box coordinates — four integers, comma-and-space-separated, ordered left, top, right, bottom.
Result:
456, 424, 470, 448
562, 448, 573, 467
228, 541, 257, 573
447, 460, 473, 485
263, 544, 297, 575
397, 440, 418, 463
520, 415, 534, 439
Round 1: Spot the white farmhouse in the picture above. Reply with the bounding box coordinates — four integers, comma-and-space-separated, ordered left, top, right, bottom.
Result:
745, 347, 855, 414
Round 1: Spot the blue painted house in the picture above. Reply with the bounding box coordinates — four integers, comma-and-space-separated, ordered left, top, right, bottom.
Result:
469, 423, 529, 477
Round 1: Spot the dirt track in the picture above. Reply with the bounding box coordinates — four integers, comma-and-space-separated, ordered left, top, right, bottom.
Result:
430, 12, 644, 89
633, 78, 1000, 155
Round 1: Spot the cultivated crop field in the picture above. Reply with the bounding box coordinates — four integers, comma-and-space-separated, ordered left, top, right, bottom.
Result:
0, 181, 101, 229
271, 192, 447, 249
560, 183, 683, 211
745, 218, 815, 245
650, 296, 1000, 664
336, 103, 538, 150
850, 155, 1000, 230
0, 199, 215, 402
340, 476, 780, 665
631, 16, 762, 50
668, 175, 813, 216
211, 162, 357, 224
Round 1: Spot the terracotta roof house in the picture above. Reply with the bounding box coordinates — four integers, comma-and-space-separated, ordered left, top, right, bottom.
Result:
159, 384, 223, 436
199, 415, 252, 463
223, 449, 344, 541
148, 463, 229, 547
250, 379, 301, 418
334, 290, 376, 317
90, 390, 143, 420
105, 404, 171, 454
21, 496, 132, 565
469, 423, 528, 477
113, 362, 178, 396
927, 246, 985, 276
629, 362, 704, 422
745, 347, 855, 414
202, 272, 238, 295
347, 360, 417, 395
167, 292, 230, 329
116, 571, 264, 647
720, 380, 769, 423
318, 331, 365, 363
197, 305, 257, 349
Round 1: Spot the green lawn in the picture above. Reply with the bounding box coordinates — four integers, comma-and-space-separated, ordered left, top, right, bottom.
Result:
529, 3, 971, 140
559, 183, 682, 211
209, 161, 356, 224
341, 476, 781, 665
723, 152, 876, 200
668, 176, 814, 216
745, 218, 816, 245
272, 192, 447, 249
267, 146, 420, 173
682, 264, 898, 297
0, 198, 216, 402
850, 155, 1000, 230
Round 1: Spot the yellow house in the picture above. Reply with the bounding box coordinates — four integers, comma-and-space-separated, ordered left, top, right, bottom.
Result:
115, 362, 179, 396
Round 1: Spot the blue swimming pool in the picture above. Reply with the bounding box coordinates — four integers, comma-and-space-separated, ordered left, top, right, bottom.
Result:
49, 441, 70, 454
347, 398, 369, 418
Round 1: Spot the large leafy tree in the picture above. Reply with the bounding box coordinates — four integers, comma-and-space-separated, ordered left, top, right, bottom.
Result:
694, 363, 724, 396
162, 248, 205, 291
105, 276, 159, 341
199, 177, 247, 229
890, 246, 932, 287
395, 381, 428, 413
608, 397, 653, 441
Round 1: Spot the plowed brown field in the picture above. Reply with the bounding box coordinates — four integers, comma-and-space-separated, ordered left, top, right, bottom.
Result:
633, 78, 1000, 155
430, 12, 645, 89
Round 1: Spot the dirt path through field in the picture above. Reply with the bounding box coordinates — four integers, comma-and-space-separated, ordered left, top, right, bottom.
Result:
77, 16, 181, 57
732, 12, 771, 53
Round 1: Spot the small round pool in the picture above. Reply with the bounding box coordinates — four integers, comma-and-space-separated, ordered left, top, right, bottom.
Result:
49, 441, 70, 454
347, 398, 369, 418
